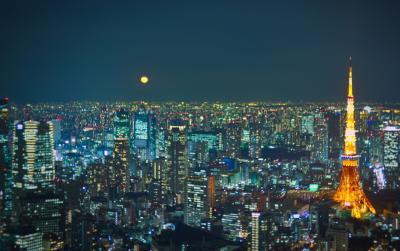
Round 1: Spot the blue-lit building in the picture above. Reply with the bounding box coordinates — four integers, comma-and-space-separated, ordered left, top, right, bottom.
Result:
0, 98, 12, 220
133, 109, 157, 161
113, 108, 130, 140
301, 114, 314, 136
111, 109, 131, 195
188, 131, 219, 162
51, 119, 62, 145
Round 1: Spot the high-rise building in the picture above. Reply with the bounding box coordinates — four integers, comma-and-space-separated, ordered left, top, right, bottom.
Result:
184, 173, 207, 226
312, 123, 329, 163
383, 126, 400, 189
113, 109, 130, 140
67, 211, 96, 250
207, 175, 216, 216
0, 97, 12, 219
324, 227, 349, 251
369, 131, 383, 161
326, 110, 342, 158
150, 157, 165, 210
87, 162, 109, 197
111, 138, 129, 195
221, 211, 242, 241
35, 122, 55, 191
225, 122, 242, 158
12, 120, 55, 192
240, 128, 250, 158
249, 122, 261, 159
301, 114, 314, 136
133, 109, 157, 161
51, 119, 62, 145
3, 226, 43, 251
358, 109, 369, 134
333, 58, 375, 218
149, 179, 162, 211
166, 123, 188, 195
20, 192, 65, 238
152, 157, 165, 181
11, 120, 61, 240
110, 109, 130, 196
250, 212, 260, 251
188, 131, 219, 162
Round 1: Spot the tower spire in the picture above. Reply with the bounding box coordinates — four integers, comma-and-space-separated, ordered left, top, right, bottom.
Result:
348, 56, 353, 98
334, 58, 375, 219
344, 56, 356, 156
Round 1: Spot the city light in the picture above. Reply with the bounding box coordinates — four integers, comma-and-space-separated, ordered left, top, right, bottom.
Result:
1, 2, 399, 250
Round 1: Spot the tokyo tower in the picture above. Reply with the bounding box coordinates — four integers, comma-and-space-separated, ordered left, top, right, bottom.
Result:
333, 57, 376, 219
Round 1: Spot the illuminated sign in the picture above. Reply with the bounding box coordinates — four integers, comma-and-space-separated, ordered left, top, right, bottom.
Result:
309, 184, 319, 192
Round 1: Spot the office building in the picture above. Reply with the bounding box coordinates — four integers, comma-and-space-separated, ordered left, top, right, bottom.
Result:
133, 109, 157, 161
184, 173, 207, 226
166, 123, 188, 195
383, 126, 400, 189
12, 120, 55, 192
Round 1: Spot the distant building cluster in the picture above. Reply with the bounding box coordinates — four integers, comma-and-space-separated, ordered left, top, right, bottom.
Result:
0, 70, 399, 250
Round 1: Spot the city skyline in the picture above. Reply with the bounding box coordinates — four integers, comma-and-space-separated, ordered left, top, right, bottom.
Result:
1, 1, 400, 103
1, 66, 399, 250
1, 1, 400, 251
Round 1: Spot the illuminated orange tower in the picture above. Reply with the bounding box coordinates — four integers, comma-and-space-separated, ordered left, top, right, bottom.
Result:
207, 175, 215, 209
333, 57, 376, 219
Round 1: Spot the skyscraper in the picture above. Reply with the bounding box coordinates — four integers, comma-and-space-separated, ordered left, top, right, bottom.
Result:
0, 98, 11, 219
0, 98, 10, 161
184, 173, 207, 226
152, 157, 165, 181
221, 211, 242, 241
12, 120, 55, 192
250, 212, 260, 251
111, 109, 130, 196
166, 123, 188, 196
333, 58, 375, 218
11, 120, 63, 243
188, 131, 219, 162
383, 126, 400, 189
326, 110, 342, 158
312, 123, 329, 163
113, 109, 130, 140
249, 121, 261, 159
51, 118, 62, 145
301, 114, 315, 136
225, 122, 242, 158
35, 121, 56, 191
20, 192, 65, 238
2, 226, 44, 251
133, 109, 157, 161
111, 138, 129, 195
87, 162, 109, 197
207, 175, 216, 217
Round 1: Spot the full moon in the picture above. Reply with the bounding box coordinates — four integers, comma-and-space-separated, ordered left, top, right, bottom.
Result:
140, 75, 149, 84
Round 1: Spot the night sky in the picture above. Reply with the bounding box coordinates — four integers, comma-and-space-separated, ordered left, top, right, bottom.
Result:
1, 0, 400, 103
